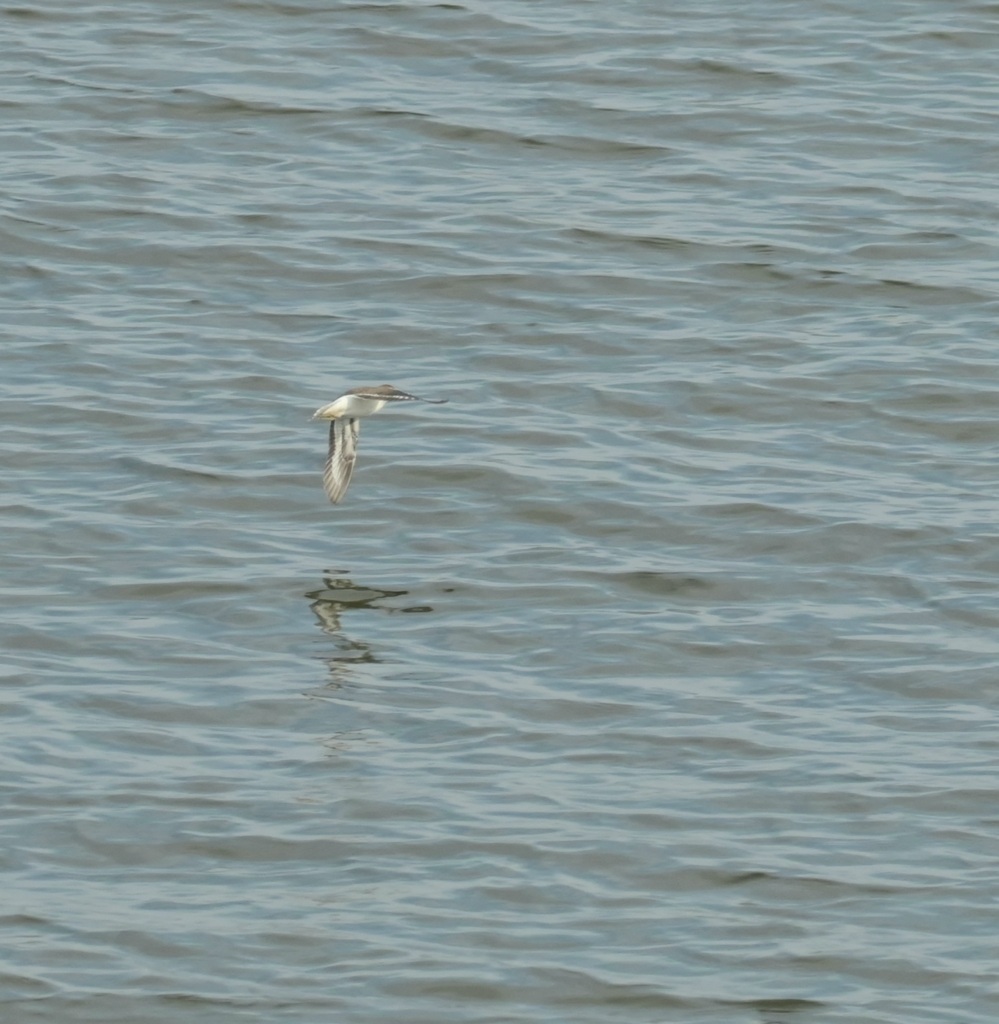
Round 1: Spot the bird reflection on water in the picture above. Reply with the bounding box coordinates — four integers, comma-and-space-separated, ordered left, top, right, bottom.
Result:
306, 572, 437, 688
307, 574, 411, 634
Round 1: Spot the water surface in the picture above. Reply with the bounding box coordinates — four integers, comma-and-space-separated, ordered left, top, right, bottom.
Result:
3, 2, 999, 1022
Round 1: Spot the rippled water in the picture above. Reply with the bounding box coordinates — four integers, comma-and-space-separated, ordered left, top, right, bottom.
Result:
4, 1, 999, 1021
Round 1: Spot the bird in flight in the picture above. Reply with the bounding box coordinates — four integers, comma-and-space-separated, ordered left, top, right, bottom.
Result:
312, 385, 447, 504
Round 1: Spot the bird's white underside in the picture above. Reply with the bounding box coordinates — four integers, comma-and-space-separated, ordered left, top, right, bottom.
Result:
313, 386, 446, 505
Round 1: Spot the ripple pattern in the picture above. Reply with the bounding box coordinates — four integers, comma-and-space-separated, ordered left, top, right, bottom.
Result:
3, 1, 999, 1022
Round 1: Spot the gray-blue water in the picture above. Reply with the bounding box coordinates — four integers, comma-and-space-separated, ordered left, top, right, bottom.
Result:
4, 2, 999, 1022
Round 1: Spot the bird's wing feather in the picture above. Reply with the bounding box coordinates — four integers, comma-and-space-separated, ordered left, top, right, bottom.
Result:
322, 418, 360, 504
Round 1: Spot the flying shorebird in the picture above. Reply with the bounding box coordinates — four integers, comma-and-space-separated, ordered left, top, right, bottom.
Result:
312, 384, 448, 504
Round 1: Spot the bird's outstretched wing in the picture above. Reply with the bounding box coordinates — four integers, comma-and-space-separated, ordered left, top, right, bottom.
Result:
322, 418, 360, 504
